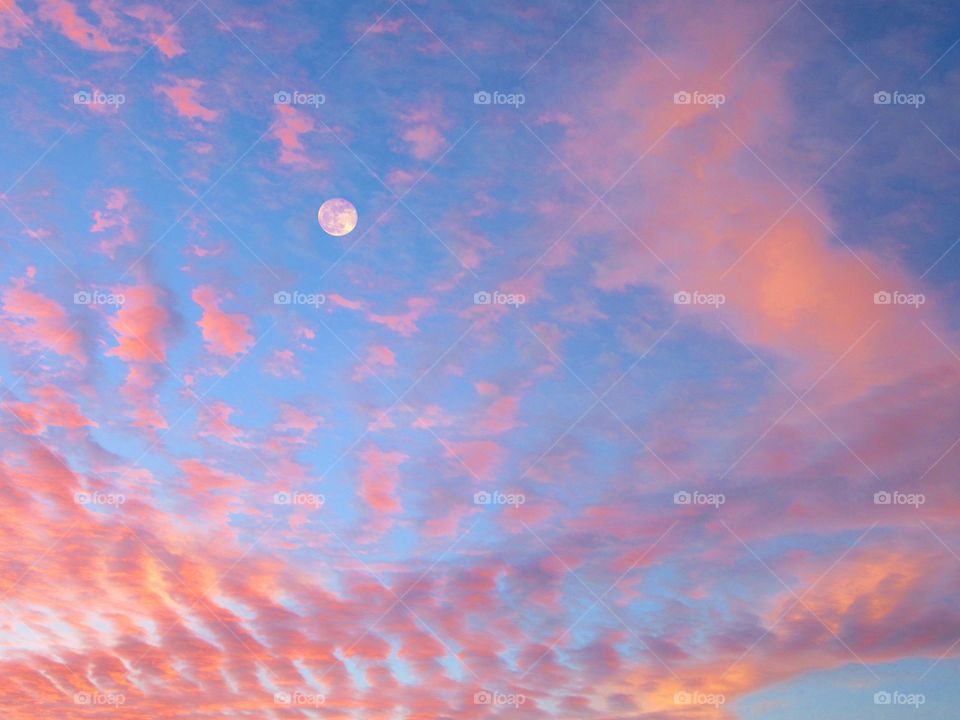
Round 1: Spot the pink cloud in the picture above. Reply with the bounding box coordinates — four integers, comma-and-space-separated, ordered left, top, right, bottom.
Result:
192, 285, 254, 358
443, 440, 506, 482
365, 16, 408, 35
327, 293, 365, 311
124, 4, 185, 58
38, 0, 123, 51
401, 124, 446, 160
357, 445, 407, 514
368, 296, 434, 336
399, 104, 448, 160
1, 270, 85, 363
106, 284, 172, 363
0, 0, 31, 48
473, 395, 521, 435
353, 343, 396, 381
156, 78, 219, 122
6, 384, 97, 435
198, 400, 248, 446
119, 363, 168, 429
90, 188, 137, 256
264, 348, 301, 378
272, 104, 325, 169
273, 404, 321, 438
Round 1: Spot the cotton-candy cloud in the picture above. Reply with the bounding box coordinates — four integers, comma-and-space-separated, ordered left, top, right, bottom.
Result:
5, 383, 96, 434
0, 0, 30, 48
37, 0, 123, 51
90, 188, 136, 256
2, 270, 84, 363
1, 1, 958, 718
367, 296, 434, 335
357, 445, 407, 527
156, 78, 219, 122
106, 284, 172, 363
192, 285, 254, 358
124, 4, 185, 58
271, 104, 326, 169
399, 104, 448, 160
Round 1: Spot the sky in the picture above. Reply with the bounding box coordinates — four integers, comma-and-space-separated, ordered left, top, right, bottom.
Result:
1, 0, 959, 718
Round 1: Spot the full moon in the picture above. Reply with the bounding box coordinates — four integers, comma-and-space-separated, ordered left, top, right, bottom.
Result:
317, 198, 358, 236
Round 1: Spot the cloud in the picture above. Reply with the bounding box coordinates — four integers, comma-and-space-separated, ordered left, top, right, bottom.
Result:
38, 0, 124, 51
124, 4, 185, 58
197, 400, 248, 446
399, 103, 449, 161
156, 78, 219, 122
0, 0, 31, 48
1, 270, 85, 363
272, 104, 326, 169
357, 445, 407, 515
5, 384, 97, 435
353, 343, 396, 381
192, 285, 254, 358
90, 188, 137, 256
367, 297, 435, 336
106, 284, 172, 363
272, 403, 321, 439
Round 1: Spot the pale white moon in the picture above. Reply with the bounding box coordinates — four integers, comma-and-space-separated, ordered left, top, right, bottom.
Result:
317, 198, 358, 236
